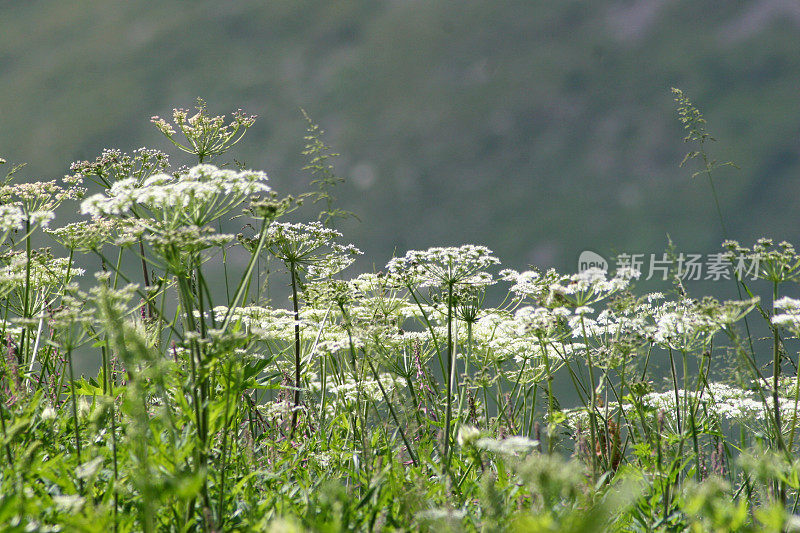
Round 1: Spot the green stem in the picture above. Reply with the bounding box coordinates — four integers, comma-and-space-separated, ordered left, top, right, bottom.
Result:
108, 358, 120, 533
455, 321, 473, 426
0, 398, 13, 464
443, 281, 455, 471
138, 238, 154, 319
19, 220, 32, 366
580, 316, 599, 480
66, 346, 83, 481
538, 335, 556, 454
365, 356, 419, 467
289, 261, 302, 437
772, 281, 786, 503
667, 348, 682, 435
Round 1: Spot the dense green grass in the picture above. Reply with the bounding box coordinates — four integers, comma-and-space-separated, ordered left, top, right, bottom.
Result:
2, 97, 800, 531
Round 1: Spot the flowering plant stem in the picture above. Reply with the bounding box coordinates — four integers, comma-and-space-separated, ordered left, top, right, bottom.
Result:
289, 261, 302, 437
772, 281, 786, 503
66, 346, 82, 479
580, 316, 599, 480
443, 281, 455, 473
19, 220, 32, 366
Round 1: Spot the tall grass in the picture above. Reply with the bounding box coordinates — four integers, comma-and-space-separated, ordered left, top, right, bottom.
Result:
0, 95, 799, 531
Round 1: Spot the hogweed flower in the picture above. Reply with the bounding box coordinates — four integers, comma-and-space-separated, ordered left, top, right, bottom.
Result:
0, 179, 81, 235
651, 299, 720, 351
547, 267, 639, 308
46, 218, 119, 252
0, 204, 24, 235
564, 380, 795, 433
456, 425, 482, 447
515, 305, 570, 338
0, 179, 81, 208
475, 434, 539, 456
772, 296, 800, 333
69, 147, 170, 189
145, 224, 234, 275
0, 250, 84, 302
267, 221, 361, 280
723, 238, 800, 284
500, 267, 560, 304
80, 163, 271, 229
386, 245, 500, 290
151, 98, 257, 162
326, 373, 403, 404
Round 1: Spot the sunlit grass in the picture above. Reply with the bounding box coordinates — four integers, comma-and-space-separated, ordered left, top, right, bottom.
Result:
0, 96, 799, 532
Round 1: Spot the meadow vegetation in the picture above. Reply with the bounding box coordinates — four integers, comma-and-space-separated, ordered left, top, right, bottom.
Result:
1, 94, 800, 531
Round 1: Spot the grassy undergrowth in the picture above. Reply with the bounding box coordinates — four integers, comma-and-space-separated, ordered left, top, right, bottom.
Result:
1, 95, 800, 532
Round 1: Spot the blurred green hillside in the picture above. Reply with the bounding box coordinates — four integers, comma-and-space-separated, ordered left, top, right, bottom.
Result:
2, 0, 799, 275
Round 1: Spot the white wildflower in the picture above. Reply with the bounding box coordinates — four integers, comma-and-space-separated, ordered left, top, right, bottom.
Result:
773, 296, 800, 331
0, 204, 24, 232
548, 267, 638, 307
475, 435, 539, 455
386, 245, 500, 288
80, 164, 271, 227
457, 425, 482, 447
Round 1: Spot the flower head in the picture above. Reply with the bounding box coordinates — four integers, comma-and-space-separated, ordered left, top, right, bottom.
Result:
150, 98, 257, 161
386, 245, 500, 288
80, 163, 270, 228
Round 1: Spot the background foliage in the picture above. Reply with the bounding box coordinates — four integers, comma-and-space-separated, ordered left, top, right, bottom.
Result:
2, 0, 799, 272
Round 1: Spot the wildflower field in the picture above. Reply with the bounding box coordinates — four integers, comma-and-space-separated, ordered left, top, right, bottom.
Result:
2, 93, 800, 532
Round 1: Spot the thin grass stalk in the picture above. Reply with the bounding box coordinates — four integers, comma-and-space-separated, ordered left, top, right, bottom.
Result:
318, 345, 329, 433
526, 383, 537, 438
404, 284, 445, 387
786, 349, 800, 450
702, 138, 761, 393
104, 341, 120, 533
19, 219, 32, 366
344, 333, 368, 469
66, 345, 82, 481
289, 261, 302, 437
506, 357, 528, 416
177, 274, 204, 434
538, 335, 556, 449
454, 320, 473, 427
0, 396, 13, 464
218, 221, 231, 303
216, 360, 237, 526
580, 316, 598, 480
557, 340, 589, 405
364, 356, 419, 467
221, 216, 271, 332
667, 348, 682, 436
401, 359, 424, 428
25, 294, 45, 388
771, 280, 786, 502
604, 375, 636, 447
195, 262, 214, 413
678, 349, 701, 479
175, 273, 213, 516
138, 239, 154, 320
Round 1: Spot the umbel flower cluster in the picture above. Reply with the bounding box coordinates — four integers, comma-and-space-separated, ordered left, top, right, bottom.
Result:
80, 164, 271, 226
2, 101, 800, 531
